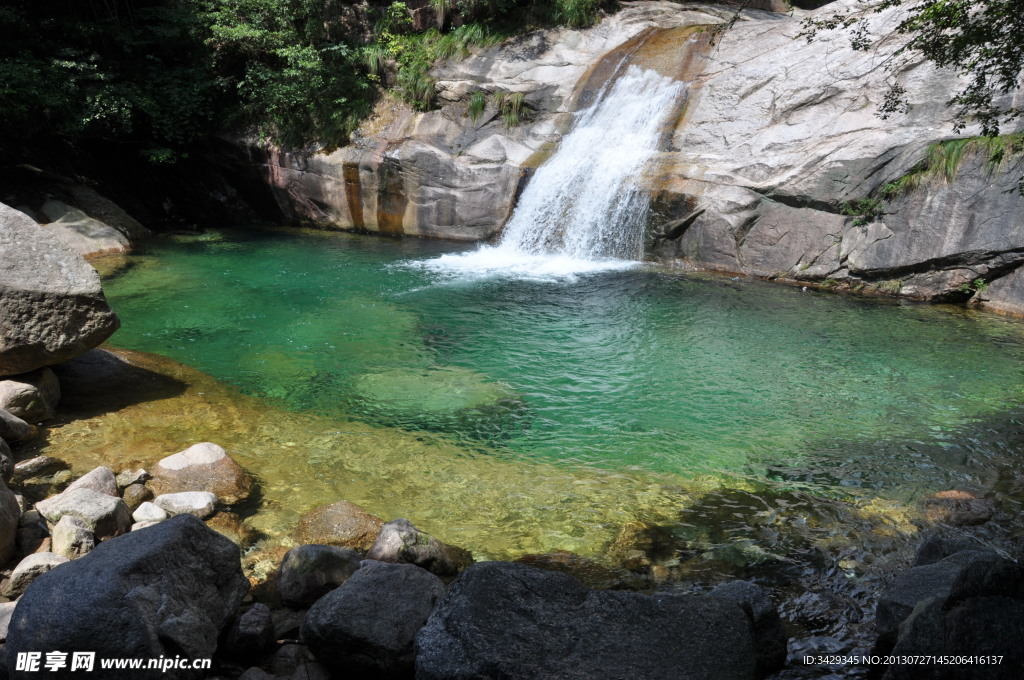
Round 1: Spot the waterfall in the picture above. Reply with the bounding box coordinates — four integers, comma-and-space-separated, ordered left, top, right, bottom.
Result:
420, 64, 686, 279
501, 66, 686, 260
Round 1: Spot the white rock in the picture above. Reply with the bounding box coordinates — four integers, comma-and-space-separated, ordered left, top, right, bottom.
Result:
154, 492, 217, 519
64, 466, 118, 497
51, 515, 95, 560
35, 488, 132, 540
4, 552, 69, 598
132, 502, 168, 524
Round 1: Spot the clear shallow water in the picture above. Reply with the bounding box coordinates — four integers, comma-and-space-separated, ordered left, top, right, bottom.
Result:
103, 227, 1024, 501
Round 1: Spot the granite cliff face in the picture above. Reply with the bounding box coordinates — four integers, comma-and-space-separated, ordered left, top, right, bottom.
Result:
646, 0, 1024, 311
239, 0, 1024, 313
234, 2, 746, 241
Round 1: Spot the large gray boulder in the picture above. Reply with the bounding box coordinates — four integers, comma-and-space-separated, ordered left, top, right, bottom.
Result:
0, 202, 119, 376
6, 514, 249, 679
304, 560, 446, 679
39, 199, 131, 258
875, 549, 1005, 645
878, 548, 1024, 679
415, 561, 785, 680
35, 487, 132, 540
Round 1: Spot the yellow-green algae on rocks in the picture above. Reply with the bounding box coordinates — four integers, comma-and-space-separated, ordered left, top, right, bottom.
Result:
33, 347, 700, 561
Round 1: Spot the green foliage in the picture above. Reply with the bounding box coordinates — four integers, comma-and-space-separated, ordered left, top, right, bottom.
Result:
957, 278, 988, 295
839, 197, 884, 226
370, 5, 504, 112
881, 133, 1024, 198
502, 91, 525, 127
0, 0, 616, 154
801, 1, 1024, 141
0, 1, 216, 155
468, 90, 487, 122
204, 0, 374, 148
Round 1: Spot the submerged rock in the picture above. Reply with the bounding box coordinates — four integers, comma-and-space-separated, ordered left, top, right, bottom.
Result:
0, 367, 60, 422
366, 518, 473, 578
415, 562, 784, 680
7, 515, 249, 679
150, 442, 253, 505
348, 367, 525, 437
205, 511, 259, 549
295, 500, 384, 551
924, 489, 997, 527
0, 202, 119, 376
304, 560, 446, 678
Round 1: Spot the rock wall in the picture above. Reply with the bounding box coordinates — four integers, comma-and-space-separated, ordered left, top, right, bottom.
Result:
646, 0, 1024, 313
237, 0, 1024, 313
233, 2, 750, 241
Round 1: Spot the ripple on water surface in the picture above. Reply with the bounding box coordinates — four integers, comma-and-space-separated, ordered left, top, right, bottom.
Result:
50, 227, 1024, 559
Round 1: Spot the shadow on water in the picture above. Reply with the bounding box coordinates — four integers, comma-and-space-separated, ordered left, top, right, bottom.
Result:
48, 347, 189, 419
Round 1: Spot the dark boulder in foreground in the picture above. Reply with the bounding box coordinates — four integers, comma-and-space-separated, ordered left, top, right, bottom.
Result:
876, 543, 1024, 680
7, 514, 248, 679
415, 561, 786, 680
0, 202, 119, 377
304, 560, 445, 679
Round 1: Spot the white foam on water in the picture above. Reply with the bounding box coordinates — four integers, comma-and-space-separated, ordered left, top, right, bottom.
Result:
411, 65, 686, 281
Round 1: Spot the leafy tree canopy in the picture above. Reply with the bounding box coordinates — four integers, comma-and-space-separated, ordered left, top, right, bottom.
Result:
801, 0, 1024, 137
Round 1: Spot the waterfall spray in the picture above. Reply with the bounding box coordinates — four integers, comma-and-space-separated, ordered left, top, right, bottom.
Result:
421, 65, 685, 278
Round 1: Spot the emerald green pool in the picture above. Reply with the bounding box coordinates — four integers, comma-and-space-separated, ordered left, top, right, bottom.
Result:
103, 227, 1024, 500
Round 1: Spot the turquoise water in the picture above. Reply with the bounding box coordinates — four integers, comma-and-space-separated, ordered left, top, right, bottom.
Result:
103, 227, 1024, 497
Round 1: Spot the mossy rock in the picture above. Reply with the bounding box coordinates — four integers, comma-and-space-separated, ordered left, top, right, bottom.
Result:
348, 366, 526, 437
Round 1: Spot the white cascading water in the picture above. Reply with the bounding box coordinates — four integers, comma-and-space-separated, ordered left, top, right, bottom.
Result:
421, 64, 686, 279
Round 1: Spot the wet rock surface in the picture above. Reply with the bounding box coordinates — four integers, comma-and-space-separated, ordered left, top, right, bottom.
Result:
294, 500, 384, 552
